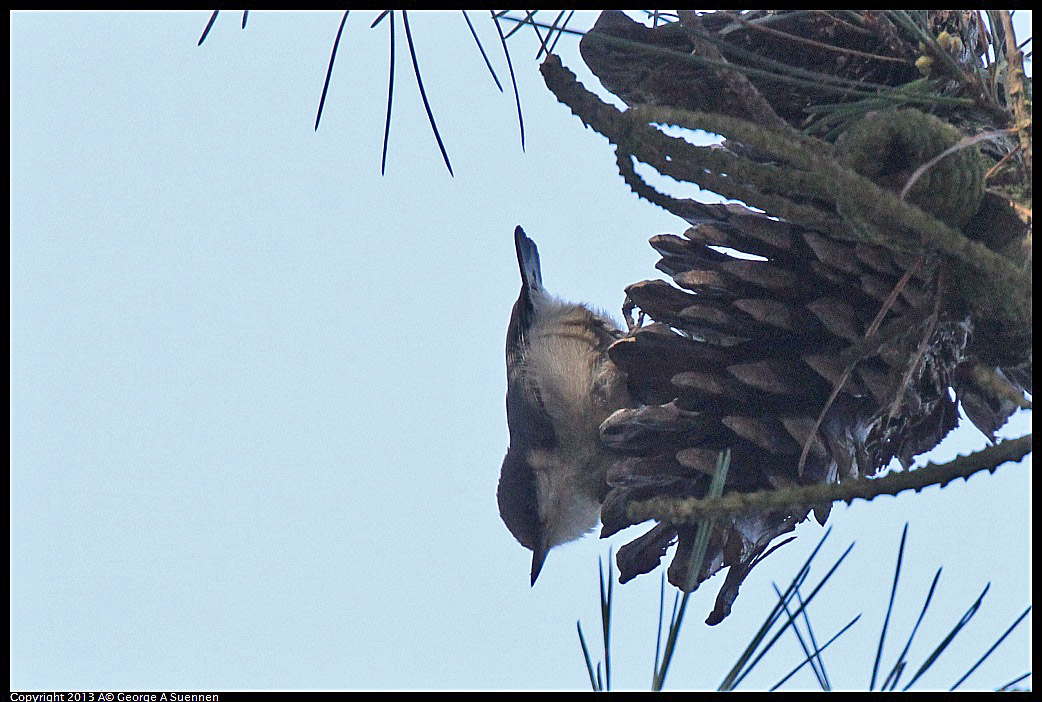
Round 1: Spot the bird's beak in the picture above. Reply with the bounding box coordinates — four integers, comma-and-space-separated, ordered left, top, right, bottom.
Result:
530, 543, 550, 585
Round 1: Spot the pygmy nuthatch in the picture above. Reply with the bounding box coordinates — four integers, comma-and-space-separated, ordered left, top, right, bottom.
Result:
498, 226, 630, 584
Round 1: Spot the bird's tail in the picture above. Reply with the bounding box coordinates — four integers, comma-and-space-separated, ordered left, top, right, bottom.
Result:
514, 225, 543, 291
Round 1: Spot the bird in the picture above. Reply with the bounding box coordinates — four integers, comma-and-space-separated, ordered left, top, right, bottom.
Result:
497, 225, 631, 584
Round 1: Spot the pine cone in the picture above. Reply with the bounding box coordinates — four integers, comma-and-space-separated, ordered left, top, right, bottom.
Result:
546, 10, 1030, 624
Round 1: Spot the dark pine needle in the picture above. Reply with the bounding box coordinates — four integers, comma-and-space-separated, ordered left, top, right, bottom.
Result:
462, 10, 503, 92
315, 11, 350, 132
197, 10, 219, 46
402, 11, 454, 176
491, 11, 525, 151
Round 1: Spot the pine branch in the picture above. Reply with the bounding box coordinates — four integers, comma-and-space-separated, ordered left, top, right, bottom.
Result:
626, 435, 1031, 524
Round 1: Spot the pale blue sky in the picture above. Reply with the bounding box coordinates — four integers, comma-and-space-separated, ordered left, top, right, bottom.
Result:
10, 10, 1031, 691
